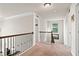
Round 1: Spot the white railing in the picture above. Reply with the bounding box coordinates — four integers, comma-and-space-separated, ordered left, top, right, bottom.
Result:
0, 32, 33, 56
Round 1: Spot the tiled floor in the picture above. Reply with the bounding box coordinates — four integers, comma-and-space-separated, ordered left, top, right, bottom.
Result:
20, 42, 72, 56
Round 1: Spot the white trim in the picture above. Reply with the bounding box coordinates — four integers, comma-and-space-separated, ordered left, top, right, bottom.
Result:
33, 12, 36, 46
38, 16, 40, 42
18, 46, 34, 56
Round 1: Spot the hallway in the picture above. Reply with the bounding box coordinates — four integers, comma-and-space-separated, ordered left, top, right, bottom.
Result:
0, 3, 79, 56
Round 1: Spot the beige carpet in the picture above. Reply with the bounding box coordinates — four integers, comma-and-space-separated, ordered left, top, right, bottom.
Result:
20, 42, 72, 56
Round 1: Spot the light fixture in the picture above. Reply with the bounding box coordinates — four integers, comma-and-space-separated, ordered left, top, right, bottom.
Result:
44, 3, 51, 8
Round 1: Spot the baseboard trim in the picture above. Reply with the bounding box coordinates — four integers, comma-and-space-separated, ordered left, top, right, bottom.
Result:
18, 45, 34, 56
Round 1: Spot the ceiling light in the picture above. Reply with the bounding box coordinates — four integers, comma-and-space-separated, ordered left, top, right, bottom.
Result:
44, 3, 51, 8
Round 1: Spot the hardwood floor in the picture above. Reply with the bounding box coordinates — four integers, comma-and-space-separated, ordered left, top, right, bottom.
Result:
20, 42, 72, 56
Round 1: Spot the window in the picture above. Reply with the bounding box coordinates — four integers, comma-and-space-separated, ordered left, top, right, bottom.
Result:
52, 23, 58, 33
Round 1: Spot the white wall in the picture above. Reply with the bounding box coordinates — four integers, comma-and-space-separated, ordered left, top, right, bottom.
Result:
77, 4, 79, 56
1, 15, 33, 36
64, 3, 77, 56
75, 4, 79, 56
0, 18, 4, 35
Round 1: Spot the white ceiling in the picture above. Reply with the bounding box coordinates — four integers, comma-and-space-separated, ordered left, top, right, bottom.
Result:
0, 3, 71, 19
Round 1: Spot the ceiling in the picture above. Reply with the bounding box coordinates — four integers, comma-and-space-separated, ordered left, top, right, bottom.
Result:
0, 3, 71, 19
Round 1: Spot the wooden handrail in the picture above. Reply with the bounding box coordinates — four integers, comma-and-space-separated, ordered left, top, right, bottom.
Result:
40, 31, 59, 35
0, 32, 33, 39
40, 31, 51, 33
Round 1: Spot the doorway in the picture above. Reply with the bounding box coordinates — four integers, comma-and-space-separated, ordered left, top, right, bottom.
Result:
46, 20, 64, 44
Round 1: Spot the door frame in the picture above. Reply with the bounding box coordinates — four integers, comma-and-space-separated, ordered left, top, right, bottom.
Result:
33, 13, 40, 46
